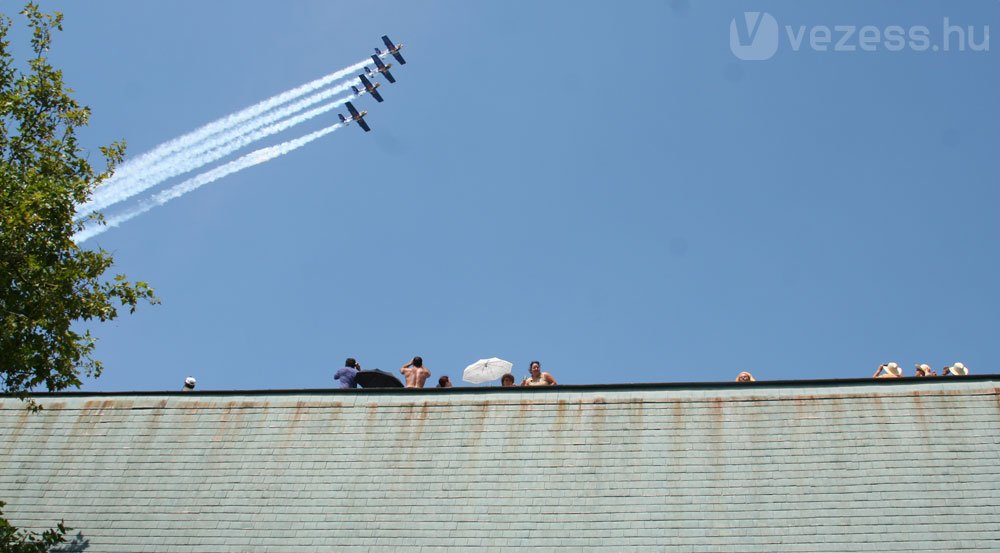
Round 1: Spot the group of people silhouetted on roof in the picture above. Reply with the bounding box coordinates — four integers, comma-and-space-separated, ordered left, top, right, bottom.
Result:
873, 362, 970, 378
181, 358, 975, 391
332, 357, 558, 389
731, 362, 973, 384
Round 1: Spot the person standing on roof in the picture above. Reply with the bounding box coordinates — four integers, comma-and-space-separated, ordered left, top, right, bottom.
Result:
182, 377, 196, 391
521, 361, 557, 386
401, 356, 431, 388
942, 362, 969, 376
873, 362, 902, 378
335, 358, 362, 389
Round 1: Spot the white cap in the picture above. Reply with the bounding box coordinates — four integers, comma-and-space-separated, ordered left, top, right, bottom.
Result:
184, 377, 197, 387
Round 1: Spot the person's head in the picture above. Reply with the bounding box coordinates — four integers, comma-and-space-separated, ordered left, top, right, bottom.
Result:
882, 362, 902, 377
345, 358, 358, 369
947, 362, 969, 376
183, 376, 196, 389
735, 371, 754, 382
437, 376, 451, 388
529, 361, 541, 374
412, 356, 423, 368
501, 373, 515, 387
915, 363, 931, 377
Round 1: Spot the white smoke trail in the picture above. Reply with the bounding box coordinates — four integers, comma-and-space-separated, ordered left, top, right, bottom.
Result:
82, 84, 359, 216
81, 57, 376, 215
75, 121, 347, 243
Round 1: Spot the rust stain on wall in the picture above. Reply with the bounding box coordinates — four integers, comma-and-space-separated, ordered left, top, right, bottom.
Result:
590, 397, 608, 435
0, 406, 34, 458
411, 401, 430, 441
470, 399, 490, 436
910, 392, 929, 429
627, 398, 645, 429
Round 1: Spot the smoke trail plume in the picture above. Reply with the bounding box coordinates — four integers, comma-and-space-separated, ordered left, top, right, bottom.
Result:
82, 86, 357, 216
80, 57, 377, 215
75, 122, 346, 242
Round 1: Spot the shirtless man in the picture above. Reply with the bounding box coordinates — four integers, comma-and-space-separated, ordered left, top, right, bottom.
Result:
400, 356, 431, 388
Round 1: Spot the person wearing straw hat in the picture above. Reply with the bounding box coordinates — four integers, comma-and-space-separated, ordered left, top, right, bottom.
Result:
182, 376, 197, 391
942, 362, 969, 376
735, 371, 756, 382
914, 363, 936, 377
873, 362, 902, 378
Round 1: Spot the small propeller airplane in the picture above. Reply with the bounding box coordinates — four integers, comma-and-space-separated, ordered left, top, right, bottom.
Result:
369, 55, 396, 84
375, 35, 406, 65
338, 101, 371, 132
352, 74, 384, 103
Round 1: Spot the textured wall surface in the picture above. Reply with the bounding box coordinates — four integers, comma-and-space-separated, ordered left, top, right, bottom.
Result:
1, 379, 999, 552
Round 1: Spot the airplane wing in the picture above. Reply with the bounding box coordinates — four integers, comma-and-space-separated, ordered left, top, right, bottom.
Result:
382, 35, 406, 64
371, 55, 386, 69
369, 89, 384, 103
382, 69, 396, 84
346, 102, 361, 118
359, 74, 374, 89
356, 118, 371, 132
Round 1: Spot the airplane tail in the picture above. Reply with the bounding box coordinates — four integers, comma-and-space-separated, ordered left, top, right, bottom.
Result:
375, 47, 382, 55
352, 86, 360, 95
338, 113, 346, 123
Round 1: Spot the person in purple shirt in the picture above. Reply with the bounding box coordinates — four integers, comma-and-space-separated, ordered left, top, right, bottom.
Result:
334, 358, 361, 389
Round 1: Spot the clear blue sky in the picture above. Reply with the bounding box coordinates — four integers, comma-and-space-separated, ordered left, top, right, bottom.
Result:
16, 1, 997, 390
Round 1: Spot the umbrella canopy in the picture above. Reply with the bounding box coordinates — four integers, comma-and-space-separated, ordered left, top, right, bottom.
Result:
356, 369, 404, 388
462, 357, 514, 384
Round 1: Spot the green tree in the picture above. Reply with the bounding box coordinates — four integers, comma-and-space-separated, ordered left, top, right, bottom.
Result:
1, 4, 156, 549
0, 501, 67, 553
0, 3, 158, 403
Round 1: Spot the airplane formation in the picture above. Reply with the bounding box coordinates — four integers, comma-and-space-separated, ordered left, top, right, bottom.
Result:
339, 35, 406, 133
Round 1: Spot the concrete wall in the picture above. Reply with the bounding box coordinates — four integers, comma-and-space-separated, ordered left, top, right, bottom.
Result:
1, 378, 998, 552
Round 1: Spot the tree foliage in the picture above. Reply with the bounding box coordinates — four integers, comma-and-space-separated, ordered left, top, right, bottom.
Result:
0, 501, 68, 553
0, 3, 158, 402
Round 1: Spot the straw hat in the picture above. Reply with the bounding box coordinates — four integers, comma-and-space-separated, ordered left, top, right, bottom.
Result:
735, 371, 756, 382
914, 363, 932, 375
946, 362, 968, 376
882, 362, 902, 376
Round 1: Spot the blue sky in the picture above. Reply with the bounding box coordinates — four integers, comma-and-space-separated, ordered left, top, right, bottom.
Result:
16, 1, 997, 390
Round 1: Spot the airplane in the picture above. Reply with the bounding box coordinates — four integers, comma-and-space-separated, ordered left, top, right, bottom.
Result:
375, 35, 406, 65
352, 74, 384, 103
369, 55, 396, 84
338, 101, 371, 132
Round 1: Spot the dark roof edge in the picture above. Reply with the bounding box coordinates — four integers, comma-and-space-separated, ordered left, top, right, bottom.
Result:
5, 374, 999, 398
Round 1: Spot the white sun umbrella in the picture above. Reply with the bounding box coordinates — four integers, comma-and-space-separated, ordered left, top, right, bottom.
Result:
462, 357, 514, 384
